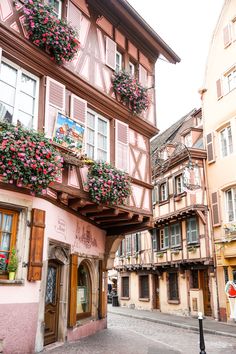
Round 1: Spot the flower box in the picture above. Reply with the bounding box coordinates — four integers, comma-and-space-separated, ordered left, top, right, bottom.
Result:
23, 0, 79, 64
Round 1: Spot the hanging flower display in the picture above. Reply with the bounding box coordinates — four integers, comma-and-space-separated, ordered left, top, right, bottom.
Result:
112, 71, 150, 115
23, 0, 79, 64
0, 122, 63, 195
87, 162, 131, 205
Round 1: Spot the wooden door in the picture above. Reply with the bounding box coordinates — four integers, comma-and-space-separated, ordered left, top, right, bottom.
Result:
199, 270, 212, 316
153, 275, 160, 310
44, 260, 61, 346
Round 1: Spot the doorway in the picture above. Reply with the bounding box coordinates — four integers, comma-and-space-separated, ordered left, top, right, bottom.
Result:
44, 260, 61, 345
153, 275, 160, 310
199, 270, 212, 316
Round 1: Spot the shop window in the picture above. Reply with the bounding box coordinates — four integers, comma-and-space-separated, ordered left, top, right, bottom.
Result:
86, 110, 109, 162
220, 125, 233, 157
77, 262, 92, 319
0, 208, 19, 279
190, 270, 199, 289
139, 275, 149, 299
0, 58, 39, 129
160, 226, 169, 249
175, 175, 183, 195
121, 276, 129, 297
170, 223, 181, 247
187, 217, 199, 244
168, 272, 179, 301
225, 187, 236, 222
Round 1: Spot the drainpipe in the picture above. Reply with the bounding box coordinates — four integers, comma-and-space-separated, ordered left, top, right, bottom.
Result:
203, 158, 220, 320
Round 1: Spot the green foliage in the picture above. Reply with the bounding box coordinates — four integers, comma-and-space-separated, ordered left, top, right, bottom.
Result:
7, 248, 18, 272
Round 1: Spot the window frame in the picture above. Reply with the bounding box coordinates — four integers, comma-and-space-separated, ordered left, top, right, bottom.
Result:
159, 182, 168, 202
219, 125, 233, 158
160, 226, 169, 250
170, 223, 181, 248
139, 274, 149, 300
168, 272, 179, 302
76, 261, 92, 320
0, 57, 39, 130
225, 187, 236, 222
115, 50, 123, 73
85, 108, 110, 163
125, 235, 132, 255
0, 208, 19, 279
129, 61, 135, 76
47, 0, 62, 19
174, 175, 183, 195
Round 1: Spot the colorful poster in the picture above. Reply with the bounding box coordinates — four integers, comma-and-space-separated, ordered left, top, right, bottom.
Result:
53, 112, 85, 153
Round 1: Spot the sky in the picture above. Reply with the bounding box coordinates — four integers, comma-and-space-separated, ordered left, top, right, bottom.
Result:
127, 0, 224, 134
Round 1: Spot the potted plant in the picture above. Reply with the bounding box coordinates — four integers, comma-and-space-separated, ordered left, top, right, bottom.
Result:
112, 71, 150, 115
23, 0, 79, 64
7, 248, 18, 280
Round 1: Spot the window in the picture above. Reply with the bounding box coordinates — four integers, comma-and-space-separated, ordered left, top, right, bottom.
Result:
227, 69, 236, 92
115, 51, 123, 72
170, 223, 181, 247
126, 235, 132, 255
184, 133, 192, 147
121, 276, 129, 297
225, 187, 236, 222
0, 58, 39, 129
129, 61, 135, 76
194, 165, 201, 187
160, 226, 169, 249
168, 272, 179, 301
159, 182, 168, 202
77, 262, 92, 319
233, 269, 236, 284
190, 270, 199, 289
117, 239, 125, 257
0, 209, 18, 278
220, 126, 233, 157
47, 0, 62, 18
139, 275, 149, 299
133, 233, 141, 253
152, 186, 157, 205
86, 110, 109, 162
175, 175, 183, 195
151, 229, 158, 251
224, 266, 229, 284
187, 217, 198, 243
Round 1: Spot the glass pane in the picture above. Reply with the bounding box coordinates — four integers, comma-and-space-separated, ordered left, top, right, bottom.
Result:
0, 102, 13, 122
21, 74, 36, 96
2, 214, 13, 232
97, 134, 107, 150
19, 92, 35, 115
18, 111, 33, 129
87, 128, 95, 145
86, 144, 94, 159
0, 251, 8, 272
87, 112, 95, 128
77, 263, 91, 315
98, 118, 107, 134
1, 62, 17, 86
1, 233, 10, 251
97, 149, 106, 162
0, 82, 16, 106
45, 266, 57, 304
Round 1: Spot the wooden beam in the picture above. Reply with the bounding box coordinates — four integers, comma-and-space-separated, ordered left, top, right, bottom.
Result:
98, 212, 133, 224
101, 214, 144, 228
69, 198, 87, 210
79, 205, 104, 215
90, 208, 119, 218
58, 192, 69, 205
106, 220, 153, 236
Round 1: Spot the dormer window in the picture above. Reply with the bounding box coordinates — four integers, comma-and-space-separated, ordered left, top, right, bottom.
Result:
184, 133, 192, 147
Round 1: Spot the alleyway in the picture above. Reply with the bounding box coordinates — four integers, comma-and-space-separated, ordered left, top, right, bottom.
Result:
42, 310, 236, 354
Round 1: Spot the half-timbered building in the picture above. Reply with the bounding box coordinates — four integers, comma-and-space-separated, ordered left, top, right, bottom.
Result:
115, 109, 218, 318
0, 0, 179, 353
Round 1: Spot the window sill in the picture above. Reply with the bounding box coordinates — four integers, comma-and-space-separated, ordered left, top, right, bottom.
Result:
159, 200, 169, 206
168, 300, 180, 305
0, 279, 24, 286
120, 297, 130, 300
139, 298, 150, 302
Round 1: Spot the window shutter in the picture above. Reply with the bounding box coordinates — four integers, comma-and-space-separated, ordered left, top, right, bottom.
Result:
70, 94, 87, 124
206, 132, 215, 163
45, 76, 66, 137
67, 1, 81, 39
139, 64, 147, 87
216, 79, 223, 99
115, 120, 129, 172
223, 24, 231, 48
27, 209, 45, 281
211, 192, 221, 226
105, 36, 116, 70
68, 254, 78, 327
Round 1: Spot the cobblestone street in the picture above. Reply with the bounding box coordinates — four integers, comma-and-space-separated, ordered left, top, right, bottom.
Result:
43, 312, 236, 354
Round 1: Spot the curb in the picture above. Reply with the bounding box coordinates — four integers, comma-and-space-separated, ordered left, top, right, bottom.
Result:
109, 310, 236, 339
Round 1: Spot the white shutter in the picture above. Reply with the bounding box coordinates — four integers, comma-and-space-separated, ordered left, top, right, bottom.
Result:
115, 120, 129, 172
139, 64, 147, 87
67, 1, 81, 39
44, 76, 65, 138
70, 94, 87, 124
105, 36, 116, 70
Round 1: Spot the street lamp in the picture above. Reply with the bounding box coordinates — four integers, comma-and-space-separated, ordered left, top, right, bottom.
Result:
198, 312, 206, 354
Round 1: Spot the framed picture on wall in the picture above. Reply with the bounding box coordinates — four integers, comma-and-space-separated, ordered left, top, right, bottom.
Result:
53, 112, 85, 153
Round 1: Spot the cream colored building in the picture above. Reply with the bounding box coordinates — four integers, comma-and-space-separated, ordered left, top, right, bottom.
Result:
202, 0, 236, 322
115, 109, 218, 318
